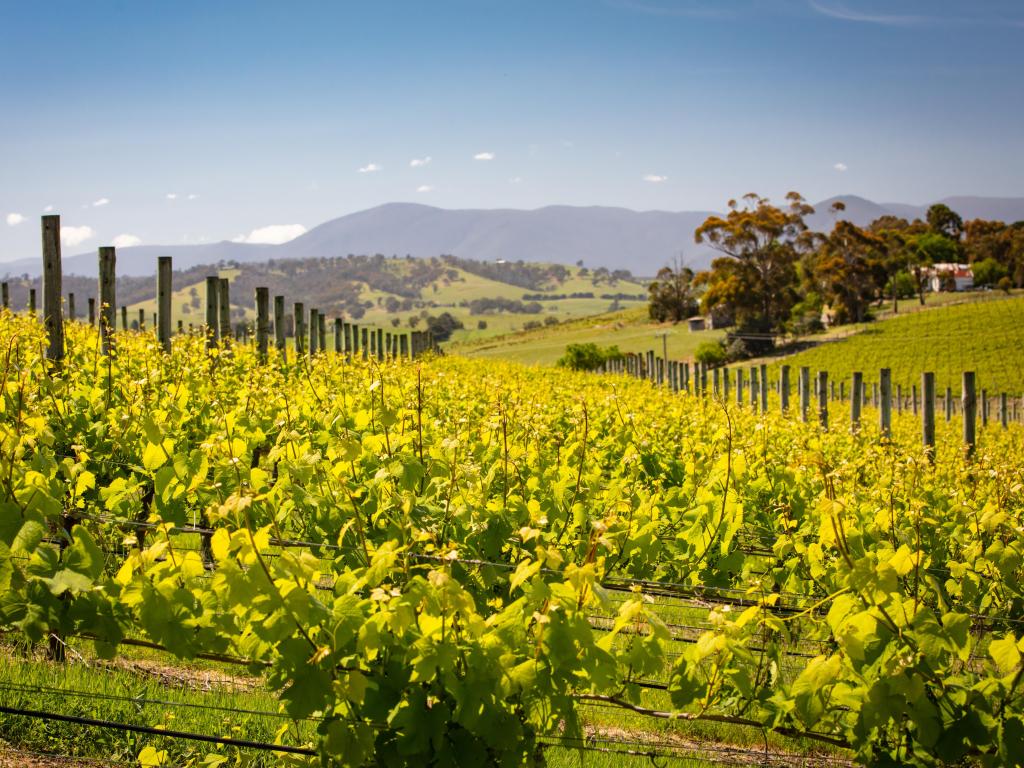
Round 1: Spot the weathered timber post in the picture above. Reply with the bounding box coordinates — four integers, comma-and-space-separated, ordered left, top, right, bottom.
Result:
274, 296, 286, 362
922, 372, 936, 459
99, 248, 116, 355
945, 385, 953, 423
319, 314, 326, 354
879, 368, 892, 439
1000, 393, 1008, 429
293, 302, 306, 355
1, 282, 7, 309
138, 307, 145, 331
800, 367, 810, 422
177, 319, 183, 333
722, 365, 730, 401
157, 256, 172, 352
850, 371, 863, 433
29, 289, 36, 316
377, 329, 384, 359
817, 371, 828, 430
780, 365, 790, 413
218, 278, 230, 345
361, 327, 368, 359
41, 216, 64, 368
67, 292, 75, 321
981, 389, 988, 427
749, 365, 758, 408
736, 368, 744, 406
962, 372, 976, 459
896, 384, 903, 414
205, 276, 219, 348
255, 288, 269, 361
334, 318, 342, 353
760, 364, 768, 413
309, 308, 319, 356
88, 298, 96, 326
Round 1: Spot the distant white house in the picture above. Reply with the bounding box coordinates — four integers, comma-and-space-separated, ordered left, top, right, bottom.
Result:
926, 263, 973, 292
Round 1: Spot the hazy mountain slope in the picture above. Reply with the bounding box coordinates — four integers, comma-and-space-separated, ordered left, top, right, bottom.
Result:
4, 196, 1023, 279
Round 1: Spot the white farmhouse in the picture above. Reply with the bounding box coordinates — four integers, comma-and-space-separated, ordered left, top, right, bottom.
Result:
926, 263, 974, 292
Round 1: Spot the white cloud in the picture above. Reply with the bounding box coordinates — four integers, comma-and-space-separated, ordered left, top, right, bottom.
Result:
358, 163, 380, 173
410, 156, 431, 167
92, 197, 110, 207
112, 233, 143, 248
834, 162, 848, 172
60, 226, 95, 247
43, 205, 53, 213
231, 224, 306, 245
509, 176, 523, 184
187, 193, 199, 200
166, 192, 178, 200
474, 152, 495, 161
6, 213, 25, 226
416, 185, 434, 193
643, 174, 668, 183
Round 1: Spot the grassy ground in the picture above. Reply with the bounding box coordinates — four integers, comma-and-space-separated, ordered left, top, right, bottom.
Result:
453, 306, 725, 367
767, 292, 1024, 396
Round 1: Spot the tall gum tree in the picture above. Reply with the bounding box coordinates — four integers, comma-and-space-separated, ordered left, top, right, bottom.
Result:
694, 192, 818, 339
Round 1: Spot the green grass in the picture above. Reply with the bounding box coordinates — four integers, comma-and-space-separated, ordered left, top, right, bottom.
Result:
453, 307, 726, 366
771, 292, 1024, 396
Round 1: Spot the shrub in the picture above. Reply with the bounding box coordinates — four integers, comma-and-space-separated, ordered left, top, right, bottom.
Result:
694, 341, 727, 367
556, 343, 624, 372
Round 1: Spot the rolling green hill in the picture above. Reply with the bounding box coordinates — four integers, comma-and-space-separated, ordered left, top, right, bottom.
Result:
768, 293, 1024, 396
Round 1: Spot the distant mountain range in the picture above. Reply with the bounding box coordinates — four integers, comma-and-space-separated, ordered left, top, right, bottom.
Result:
4, 196, 1023, 279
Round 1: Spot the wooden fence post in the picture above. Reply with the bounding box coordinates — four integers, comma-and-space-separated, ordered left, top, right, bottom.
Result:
749, 365, 758, 408
945, 385, 953, 423
293, 302, 305, 355
712, 366, 720, 396
309, 308, 319, 356
273, 295, 286, 362
896, 384, 903, 414
399, 333, 408, 359
800, 367, 810, 422
255, 287, 269, 361
962, 372, 976, 459
99, 247, 116, 355
850, 371, 862, 433
780, 365, 790, 413
88, 298, 95, 326
41, 215, 64, 368
29, 289, 36, 316
361, 327, 368, 359
759, 363, 768, 413
67, 292, 75, 321
1, 282, 7, 309
334, 318, 342, 353
377, 329, 384, 359
319, 314, 327, 354
723, 365, 730, 401
138, 307, 145, 330
1000, 393, 1008, 429
922, 372, 936, 459
981, 389, 988, 427
218, 278, 230, 344
879, 368, 892, 439
817, 371, 828, 430
736, 368, 744, 406
157, 256, 172, 352
205, 276, 219, 348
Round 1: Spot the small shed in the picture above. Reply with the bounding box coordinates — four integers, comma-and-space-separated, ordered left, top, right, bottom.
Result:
687, 316, 706, 332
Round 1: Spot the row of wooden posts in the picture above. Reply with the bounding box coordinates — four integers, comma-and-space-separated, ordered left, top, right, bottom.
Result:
601, 350, 1014, 457
14, 215, 438, 367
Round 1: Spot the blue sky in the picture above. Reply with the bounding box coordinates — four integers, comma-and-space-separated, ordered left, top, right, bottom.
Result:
1, 0, 1022, 261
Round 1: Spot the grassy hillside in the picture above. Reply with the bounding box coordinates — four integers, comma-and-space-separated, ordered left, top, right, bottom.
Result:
770, 293, 1024, 395
456, 306, 726, 366
0, 254, 645, 341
